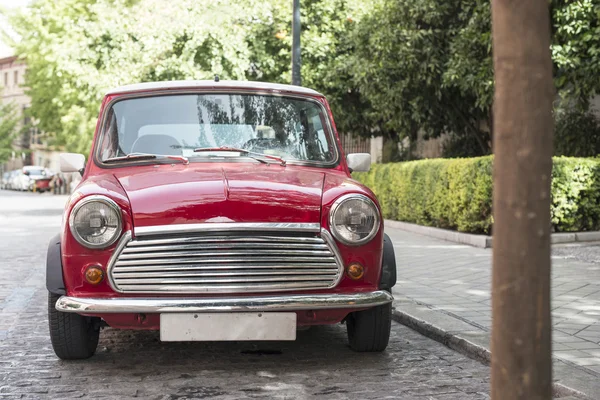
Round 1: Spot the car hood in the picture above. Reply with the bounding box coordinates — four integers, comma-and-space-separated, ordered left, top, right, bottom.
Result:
112, 164, 324, 228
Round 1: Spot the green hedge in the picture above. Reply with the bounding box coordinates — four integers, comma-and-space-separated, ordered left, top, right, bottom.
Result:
354, 156, 600, 234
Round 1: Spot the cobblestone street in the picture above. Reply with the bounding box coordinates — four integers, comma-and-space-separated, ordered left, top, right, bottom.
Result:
0, 190, 491, 399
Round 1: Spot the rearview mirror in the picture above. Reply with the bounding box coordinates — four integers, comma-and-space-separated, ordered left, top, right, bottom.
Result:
347, 153, 371, 173
60, 153, 86, 175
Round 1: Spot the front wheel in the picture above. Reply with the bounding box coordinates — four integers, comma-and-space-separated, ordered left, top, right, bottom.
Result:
48, 293, 100, 359
346, 302, 392, 352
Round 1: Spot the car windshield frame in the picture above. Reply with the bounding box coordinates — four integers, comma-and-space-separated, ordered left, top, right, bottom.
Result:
93, 90, 341, 169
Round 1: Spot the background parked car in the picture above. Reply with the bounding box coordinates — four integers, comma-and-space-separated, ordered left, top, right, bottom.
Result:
10, 170, 30, 191
6, 171, 17, 190
0, 172, 9, 189
23, 166, 54, 192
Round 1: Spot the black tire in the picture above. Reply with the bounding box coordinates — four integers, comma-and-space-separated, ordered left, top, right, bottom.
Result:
48, 292, 100, 360
346, 302, 392, 352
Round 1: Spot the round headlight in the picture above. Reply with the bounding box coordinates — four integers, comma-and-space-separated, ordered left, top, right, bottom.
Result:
329, 194, 380, 245
69, 196, 122, 249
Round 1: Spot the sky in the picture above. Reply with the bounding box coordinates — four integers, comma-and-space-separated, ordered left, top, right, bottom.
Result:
0, 0, 30, 58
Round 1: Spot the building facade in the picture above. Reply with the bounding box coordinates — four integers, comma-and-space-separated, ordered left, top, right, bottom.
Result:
1, 55, 29, 171
0, 56, 61, 174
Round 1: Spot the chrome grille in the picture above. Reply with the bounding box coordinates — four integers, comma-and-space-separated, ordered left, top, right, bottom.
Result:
108, 227, 343, 293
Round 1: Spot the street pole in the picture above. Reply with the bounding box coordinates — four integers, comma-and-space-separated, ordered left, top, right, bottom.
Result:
490, 1, 554, 399
291, 0, 301, 86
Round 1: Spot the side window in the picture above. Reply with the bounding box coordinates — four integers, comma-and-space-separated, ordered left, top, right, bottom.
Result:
100, 111, 120, 160
310, 113, 331, 160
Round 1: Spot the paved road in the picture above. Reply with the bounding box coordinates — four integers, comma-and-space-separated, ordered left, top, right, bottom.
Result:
0, 190, 491, 399
553, 242, 600, 266
386, 224, 600, 396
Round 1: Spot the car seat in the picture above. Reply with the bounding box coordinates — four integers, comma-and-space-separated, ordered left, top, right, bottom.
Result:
130, 134, 182, 156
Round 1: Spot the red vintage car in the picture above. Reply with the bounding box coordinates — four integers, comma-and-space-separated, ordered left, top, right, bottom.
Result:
47, 80, 397, 359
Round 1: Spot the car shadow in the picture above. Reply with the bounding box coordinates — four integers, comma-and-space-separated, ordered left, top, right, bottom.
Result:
85, 323, 394, 370
47, 324, 401, 398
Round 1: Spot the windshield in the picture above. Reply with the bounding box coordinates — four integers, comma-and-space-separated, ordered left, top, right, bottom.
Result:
24, 168, 47, 177
98, 94, 337, 164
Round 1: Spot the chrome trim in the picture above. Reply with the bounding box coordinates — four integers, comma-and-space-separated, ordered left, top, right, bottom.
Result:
116, 282, 336, 293
107, 226, 344, 294
68, 195, 124, 249
112, 263, 338, 272
126, 235, 324, 246
116, 276, 337, 284
94, 90, 340, 169
320, 229, 346, 287
114, 258, 338, 267
134, 222, 321, 237
113, 269, 337, 278
123, 243, 329, 252
329, 194, 381, 246
55, 291, 393, 314
106, 231, 132, 292
123, 242, 328, 252
117, 250, 332, 261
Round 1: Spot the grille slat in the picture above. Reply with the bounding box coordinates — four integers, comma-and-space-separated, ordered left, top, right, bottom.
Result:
109, 229, 343, 293
112, 263, 338, 273
118, 249, 332, 260
116, 275, 338, 284
116, 281, 332, 293
114, 256, 338, 267
122, 242, 329, 254
113, 269, 337, 278
126, 235, 325, 247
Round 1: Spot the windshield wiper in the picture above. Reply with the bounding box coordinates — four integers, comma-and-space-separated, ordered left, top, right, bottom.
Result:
104, 153, 189, 164
193, 146, 286, 166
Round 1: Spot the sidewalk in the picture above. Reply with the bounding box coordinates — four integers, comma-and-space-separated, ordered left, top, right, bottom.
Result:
386, 224, 600, 398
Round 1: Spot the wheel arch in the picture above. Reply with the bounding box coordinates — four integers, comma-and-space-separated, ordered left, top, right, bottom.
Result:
46, 233, 66, 295
379, 233, 397, 291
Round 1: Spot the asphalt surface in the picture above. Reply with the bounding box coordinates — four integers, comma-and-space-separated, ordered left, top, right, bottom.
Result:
0, 189, 491, 400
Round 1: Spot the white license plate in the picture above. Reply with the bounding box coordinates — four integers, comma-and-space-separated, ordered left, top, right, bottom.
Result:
160, 312, 297, 341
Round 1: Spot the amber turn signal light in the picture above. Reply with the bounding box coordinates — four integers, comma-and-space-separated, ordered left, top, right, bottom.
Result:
85, 266, 105, 285
346, 263, 364, 280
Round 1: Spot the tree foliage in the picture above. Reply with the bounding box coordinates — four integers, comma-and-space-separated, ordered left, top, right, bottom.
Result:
554, 108, 600, 157
10, 0, 375, 154
0, 100, 19, 164
7, 0, 600, 158
552, 0, 600, 107
344, 0, 493, 155
245, 0, 375, 137
343, 0, 600, 157
10, 0, 276, 154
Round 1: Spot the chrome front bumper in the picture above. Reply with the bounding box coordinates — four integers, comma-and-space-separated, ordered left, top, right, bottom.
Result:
55, 291, 393, 314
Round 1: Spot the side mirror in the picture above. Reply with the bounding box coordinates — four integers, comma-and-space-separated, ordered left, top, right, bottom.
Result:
60, 153, 86, 175
347, 153, 371, 173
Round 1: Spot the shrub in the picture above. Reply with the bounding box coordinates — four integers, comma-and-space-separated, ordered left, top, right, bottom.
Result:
554, 109, 600, 158
354, 156, 600, 234
551, 157, 600, 232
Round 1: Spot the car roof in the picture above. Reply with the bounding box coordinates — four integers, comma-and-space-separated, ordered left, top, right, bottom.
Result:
106, 80, 323, 97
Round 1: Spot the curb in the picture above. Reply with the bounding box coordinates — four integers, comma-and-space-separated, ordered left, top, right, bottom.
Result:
384, 220, 600, 249
392, 308, 590, 399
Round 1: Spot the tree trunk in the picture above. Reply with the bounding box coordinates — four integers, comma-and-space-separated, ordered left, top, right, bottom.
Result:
490, 0, 554, 399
